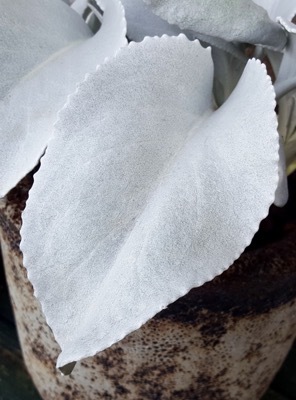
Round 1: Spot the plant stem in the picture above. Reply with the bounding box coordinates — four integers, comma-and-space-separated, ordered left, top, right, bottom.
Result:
275, 78, 296, 101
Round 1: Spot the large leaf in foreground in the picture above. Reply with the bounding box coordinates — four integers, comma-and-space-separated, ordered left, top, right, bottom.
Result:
0, 0, 126, 197
21, 35, 279, 368
143, 0, 286, 49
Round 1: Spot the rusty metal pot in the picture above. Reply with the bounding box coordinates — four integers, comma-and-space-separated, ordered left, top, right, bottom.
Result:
0, 172, 296, 400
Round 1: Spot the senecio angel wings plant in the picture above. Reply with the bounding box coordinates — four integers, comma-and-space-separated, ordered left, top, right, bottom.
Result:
1, 0, 295, 370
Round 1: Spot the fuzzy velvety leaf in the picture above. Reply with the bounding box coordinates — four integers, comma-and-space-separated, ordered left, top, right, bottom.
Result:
120, 0, 182, 41
21, 36, 279, 367
120, 0, 246, 60
253, 2, 296, 86
0, 0, 91, 100
211, 50, 286, 205
0, 0, 126, 197
143, 0, 287, 50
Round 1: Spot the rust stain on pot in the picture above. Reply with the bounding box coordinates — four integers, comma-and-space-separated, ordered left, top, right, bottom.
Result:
0, 171, 35, 252
30, 339, 55, 368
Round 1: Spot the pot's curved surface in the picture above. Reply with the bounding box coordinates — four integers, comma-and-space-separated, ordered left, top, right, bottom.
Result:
0, 172, 296, 400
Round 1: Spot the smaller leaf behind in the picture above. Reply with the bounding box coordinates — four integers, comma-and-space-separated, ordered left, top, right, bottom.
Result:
143, 0, 287, 50
0, 0, 127, 197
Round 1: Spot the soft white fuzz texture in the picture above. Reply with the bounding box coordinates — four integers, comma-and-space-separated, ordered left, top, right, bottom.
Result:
120, 0, 182, 40
0, 0, 127, 197
144, 0, 287, 49
21, 35, 279, 368
121, 0, 246, 61
0, 0, 91, 100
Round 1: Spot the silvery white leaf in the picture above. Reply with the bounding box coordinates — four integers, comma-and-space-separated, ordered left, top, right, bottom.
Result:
251, 1, 296, 81
207, 37, 282, 199
252, 0, 296, 21
104, 0, 245, 59
143, 0, 287, 49
0, 0, 127, 197
120, 0, 182, 41
120, 0, 245, 60
0, 0, 91, 100
21, 35, 280, 367
251, 0, 296, 94
188, 32, 246, 61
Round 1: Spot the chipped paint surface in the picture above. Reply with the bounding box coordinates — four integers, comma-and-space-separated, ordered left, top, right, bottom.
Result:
0, 173, 296, 400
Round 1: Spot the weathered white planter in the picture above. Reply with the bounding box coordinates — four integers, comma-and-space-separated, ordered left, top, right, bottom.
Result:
0, 173, 296, 400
